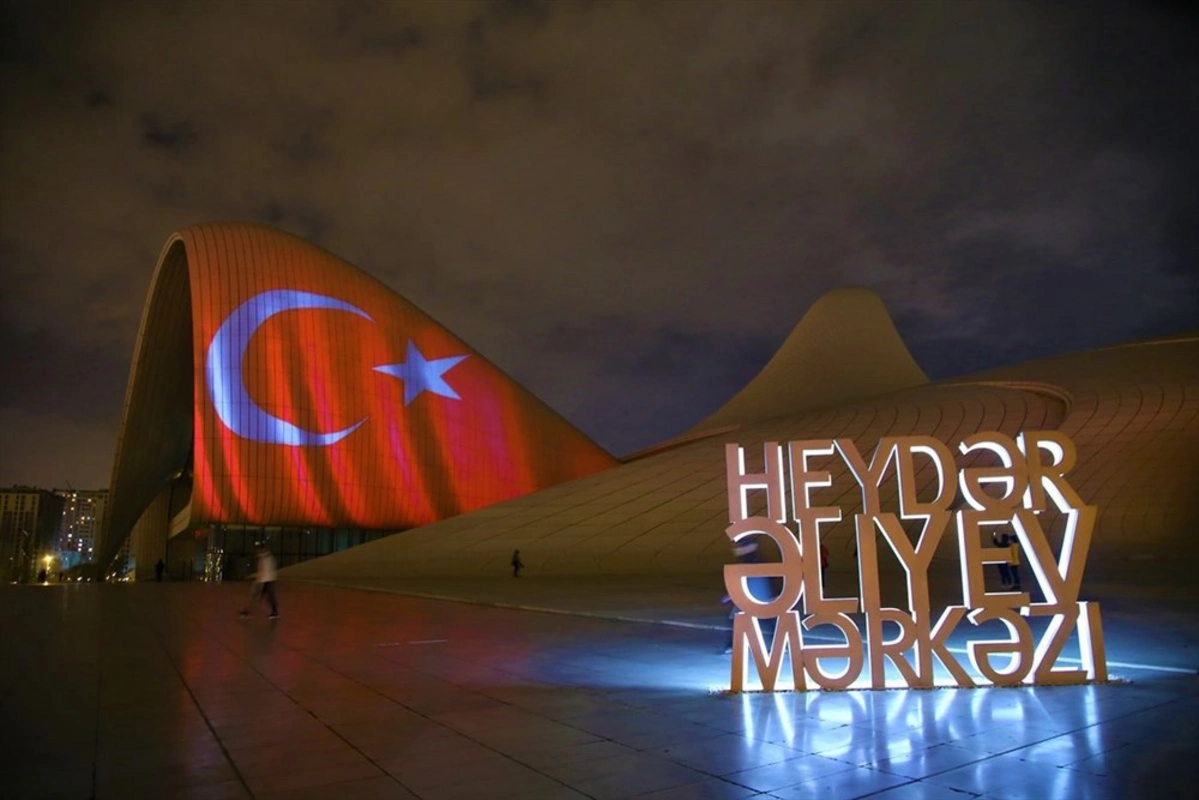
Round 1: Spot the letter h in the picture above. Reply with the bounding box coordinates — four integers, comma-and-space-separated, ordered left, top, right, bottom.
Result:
726, 442, 786, 523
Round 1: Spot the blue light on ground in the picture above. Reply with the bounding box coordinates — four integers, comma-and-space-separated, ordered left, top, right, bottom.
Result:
2, 582, 1195, 799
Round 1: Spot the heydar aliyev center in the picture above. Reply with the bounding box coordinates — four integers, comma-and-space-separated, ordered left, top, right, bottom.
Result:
97, 223, 618, 578
99, 222, 1199, 583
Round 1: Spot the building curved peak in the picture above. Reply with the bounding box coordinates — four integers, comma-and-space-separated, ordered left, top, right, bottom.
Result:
98, 221, 617, 574
691, 287, 928, 432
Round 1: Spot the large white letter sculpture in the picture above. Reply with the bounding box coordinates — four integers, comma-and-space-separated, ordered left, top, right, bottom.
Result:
724, 431, 1107, 691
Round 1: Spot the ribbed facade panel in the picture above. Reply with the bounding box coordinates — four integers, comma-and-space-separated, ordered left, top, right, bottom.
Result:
98, 222, 616, 570
283, 336, 1199, 579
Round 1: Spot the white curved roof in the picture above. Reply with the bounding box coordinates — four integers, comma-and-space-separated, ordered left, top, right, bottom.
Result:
282, 325, 1199, 581
691, 287, 928, 432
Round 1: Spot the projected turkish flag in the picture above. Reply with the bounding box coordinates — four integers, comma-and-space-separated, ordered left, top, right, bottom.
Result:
185, 224, 616, 529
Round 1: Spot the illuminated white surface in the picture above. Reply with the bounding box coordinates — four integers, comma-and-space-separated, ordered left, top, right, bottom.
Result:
724, 430, 1108, 692
726, 442, 786, 523
16, 582, 1187, 800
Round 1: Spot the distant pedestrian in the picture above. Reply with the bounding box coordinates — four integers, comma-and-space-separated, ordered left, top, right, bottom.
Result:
511, 549, 524, 578
723, 540, 775, 654
992, 531, 1021, 590
155, 558, 165, 582
240, 545, 279, 619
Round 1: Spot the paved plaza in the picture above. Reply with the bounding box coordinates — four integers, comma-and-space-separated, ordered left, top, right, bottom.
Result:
2, 581, 1196, 800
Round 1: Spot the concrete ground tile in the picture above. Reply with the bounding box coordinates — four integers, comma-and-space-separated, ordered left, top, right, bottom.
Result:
417, 771, 589, 800
653, 732, 798, 774
391, 755, 552, 795
725, 753, 855, 792
256, 774, 418, 800
375, 741, 502, 776
95, 733, 213, 759
569, 713, 725, 750
216, 723, 336, 752
1063, 740, 1196, 790
96, 751, 233, 782
301, 702, 393, 725
98, 717, 215, 739
241, 757, 383, 795
432, 703, 555, 727
132, 780, 253, 800
812, 726, 924, 766
923, 752, 1078, 797
868, 742, 987, 779
771, 765, 912, 799
942, 729, 1060, 759
544, 751, 711, 798
635, 777, 766, 799
502, 738, 638, 768
5, 583, 1199, 800
200, 695, 298, 717
4, 766, 95, 800
233, 744, 369, 778
209, 711, 319, 736
476, 723, 605, 751
315, 704, 426, 728
1007, 730, 1133, 768
977, 773, 1133, 800
867, 781, 983, 799
788, 721, 881, 757
332, 715, 442, 739
95, 760, 240, 793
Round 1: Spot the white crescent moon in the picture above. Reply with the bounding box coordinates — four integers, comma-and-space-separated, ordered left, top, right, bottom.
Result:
206, 290, 372, 445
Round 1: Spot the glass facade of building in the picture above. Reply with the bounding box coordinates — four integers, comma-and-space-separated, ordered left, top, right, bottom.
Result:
198, 524, 397, 582
100, 223, 617, 576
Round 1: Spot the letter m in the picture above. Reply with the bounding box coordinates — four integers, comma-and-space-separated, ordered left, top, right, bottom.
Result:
731, 612, 807, 692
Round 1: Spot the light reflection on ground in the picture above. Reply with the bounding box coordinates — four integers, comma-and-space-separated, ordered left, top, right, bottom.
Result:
3, 582, 1196, 799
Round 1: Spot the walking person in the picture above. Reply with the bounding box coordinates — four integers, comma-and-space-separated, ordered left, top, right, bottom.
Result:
240, 545, 279, 619
511, 549, 524, 578
1005, 532, 1022, 591
991, 530, 1021, 590
723, 540, 775, 653
155, 558, 165, 582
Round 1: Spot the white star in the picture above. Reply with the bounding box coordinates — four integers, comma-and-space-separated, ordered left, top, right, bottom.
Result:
374, 341, 469, 406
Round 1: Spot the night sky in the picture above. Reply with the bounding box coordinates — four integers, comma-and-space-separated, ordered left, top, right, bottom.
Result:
2, 0, 1197, 490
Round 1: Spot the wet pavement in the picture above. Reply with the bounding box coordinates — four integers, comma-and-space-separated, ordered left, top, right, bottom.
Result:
1, 581, 1196, 799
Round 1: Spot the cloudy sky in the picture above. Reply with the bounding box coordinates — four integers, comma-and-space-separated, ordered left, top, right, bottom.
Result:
2, 0, 1197, 489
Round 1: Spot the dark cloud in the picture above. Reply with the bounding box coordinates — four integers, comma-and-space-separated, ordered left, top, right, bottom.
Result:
141, 115, 197, 151
269, 126, 332, 168
326, 3, 425, 57
524, 316, 778, 455
1, 0, 1197, 488
257, 201, 332, 244
85, 87, 113, 108
464, 18, 546, 103
0, 319, 127, 420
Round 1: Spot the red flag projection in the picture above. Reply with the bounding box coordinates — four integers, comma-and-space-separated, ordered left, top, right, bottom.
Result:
181, 223, 616, 529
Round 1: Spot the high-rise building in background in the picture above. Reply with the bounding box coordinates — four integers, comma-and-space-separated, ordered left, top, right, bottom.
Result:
55, 489, 108, 568
0, 487, 65, 583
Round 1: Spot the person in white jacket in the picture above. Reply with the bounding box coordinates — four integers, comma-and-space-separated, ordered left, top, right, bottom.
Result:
240, 545, 279, 619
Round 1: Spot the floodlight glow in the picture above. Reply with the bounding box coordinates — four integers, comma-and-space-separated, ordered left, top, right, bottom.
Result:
723, 430, 1107, 693
958, 433, 1028, 511
724, 517, 803, 618
725, 443, 786, 523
